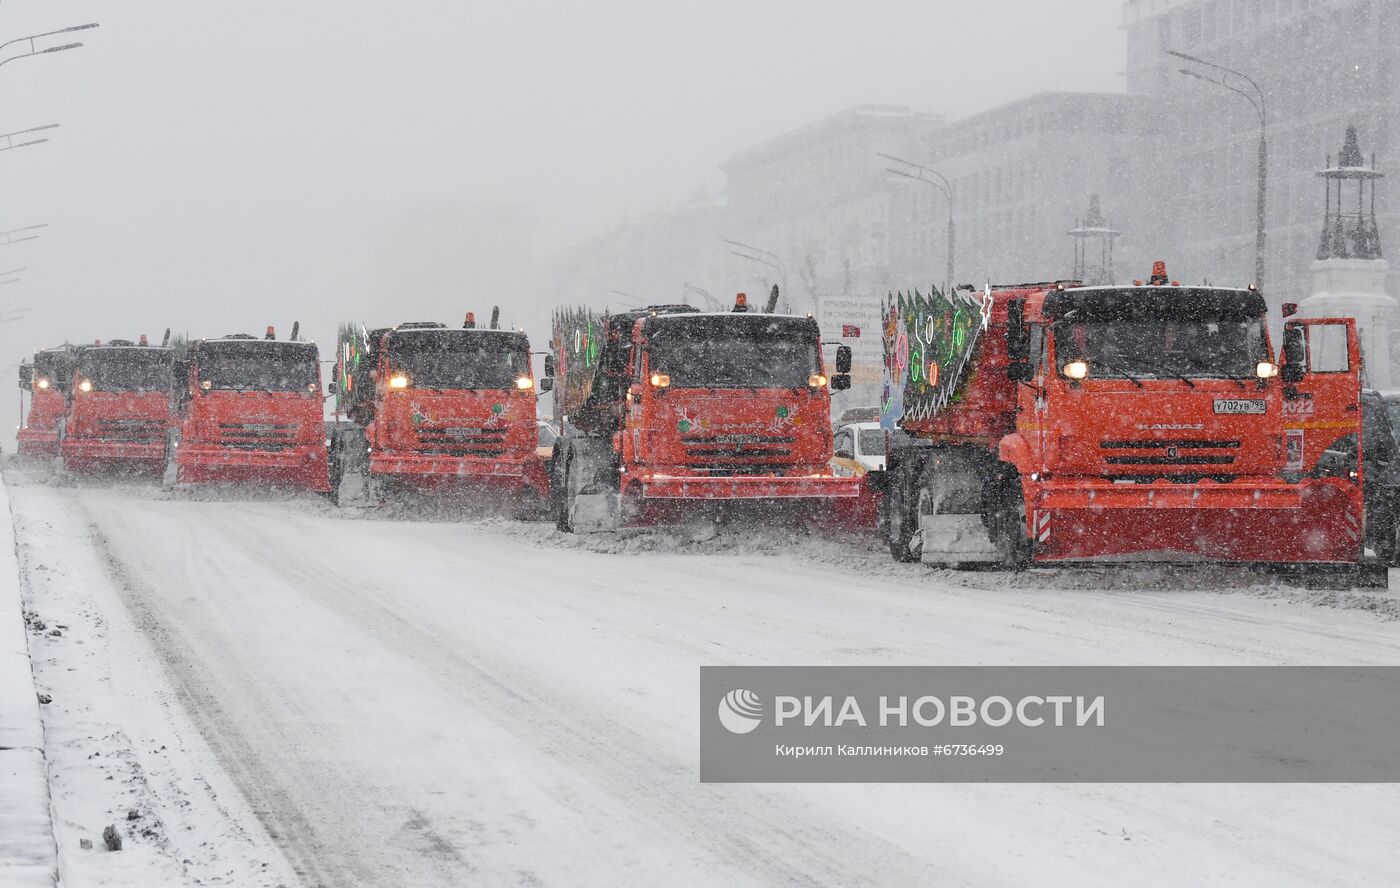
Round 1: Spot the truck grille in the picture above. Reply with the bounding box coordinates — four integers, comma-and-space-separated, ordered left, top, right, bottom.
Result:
218, 422, 299, 450
414, 425, 508, 458
1100, 439, 1240, 467
95, 419, 164, 443
681, 433, 795, 474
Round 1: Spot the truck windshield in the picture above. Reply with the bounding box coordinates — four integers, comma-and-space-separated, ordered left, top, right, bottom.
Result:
80, 349, 173, 393
386, 331, 528, 390
646, 316, 820, 389
1055, 318, 1269, 379
198, 342, 318, 392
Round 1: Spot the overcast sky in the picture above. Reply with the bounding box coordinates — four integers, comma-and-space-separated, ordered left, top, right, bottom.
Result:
2, 0, 1124, 424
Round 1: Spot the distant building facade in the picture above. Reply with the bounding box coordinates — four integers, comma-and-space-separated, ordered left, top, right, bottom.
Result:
903, 91, 1152, 289
1123, 0, 1400, 300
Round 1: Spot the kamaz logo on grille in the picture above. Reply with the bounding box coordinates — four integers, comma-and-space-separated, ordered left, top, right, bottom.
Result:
440, 428, 484, 438
1134, 423, 1204, 431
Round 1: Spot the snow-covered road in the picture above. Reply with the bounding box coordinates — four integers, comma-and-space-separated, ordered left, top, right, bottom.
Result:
8, 464, 1400, 887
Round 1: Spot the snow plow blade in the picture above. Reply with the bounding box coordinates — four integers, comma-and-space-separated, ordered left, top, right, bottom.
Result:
175, 445, 330, 492
1031, 479, 1370, 570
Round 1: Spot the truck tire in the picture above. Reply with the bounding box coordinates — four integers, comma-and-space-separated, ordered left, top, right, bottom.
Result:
884, 452, 923, 563
554, 444, 575, 532
990, 474, 1032, 571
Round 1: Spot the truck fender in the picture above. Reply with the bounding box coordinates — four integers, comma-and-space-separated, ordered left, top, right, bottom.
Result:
997, 433, 1034, 475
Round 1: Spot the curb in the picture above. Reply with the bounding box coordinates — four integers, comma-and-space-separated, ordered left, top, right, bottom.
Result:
0, 466, 59, 887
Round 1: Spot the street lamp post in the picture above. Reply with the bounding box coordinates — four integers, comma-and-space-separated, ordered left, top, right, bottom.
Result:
682, 283, 723, 311
1171, 49, 1267, 292
724, 239, 790, 314
880, 152, 955, 295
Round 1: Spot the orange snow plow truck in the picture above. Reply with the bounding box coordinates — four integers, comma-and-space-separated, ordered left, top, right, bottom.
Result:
545, 295, 864, 532
327, 310, 546, 508
168, 326, 329, 492
877, 263, 1385, 587
17, 345, 78, 457
59, 335, 175, 475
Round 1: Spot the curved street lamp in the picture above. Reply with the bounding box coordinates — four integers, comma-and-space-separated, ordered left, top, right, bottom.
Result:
0, 24, 98, 69
1170, 49, 1267, 292
724, 239, 790, 313
0, 224, 48, 247
0, 123, 58, 154
880, 152, 955, 295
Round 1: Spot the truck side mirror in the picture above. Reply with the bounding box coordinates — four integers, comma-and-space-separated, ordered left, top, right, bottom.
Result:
830, 375, 852, 392
544, 355, 556, 378
835, 447, 854, 460
538, 377, 554, 393
1282, 326, 1307, 383
1006, 299, 1032, 381
18, 364, 32, 389
326, 379, 338, 396
835, 345, 853, 375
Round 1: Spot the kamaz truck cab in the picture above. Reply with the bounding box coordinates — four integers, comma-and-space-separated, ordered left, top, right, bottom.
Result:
170, 327, 329, 491
17, 345, 77, 457
329, 311, 544, 507
881, 262, 1379, 585
60, 337, 174, 474
547, 298, 860, 531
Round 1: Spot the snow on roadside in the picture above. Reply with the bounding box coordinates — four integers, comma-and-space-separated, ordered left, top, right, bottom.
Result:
5, 465, 299, 888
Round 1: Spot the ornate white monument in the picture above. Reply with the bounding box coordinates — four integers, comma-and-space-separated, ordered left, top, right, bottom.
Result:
1299, 124, 1393, 388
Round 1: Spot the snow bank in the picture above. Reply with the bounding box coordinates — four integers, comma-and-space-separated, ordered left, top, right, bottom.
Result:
0, 467, 58, 887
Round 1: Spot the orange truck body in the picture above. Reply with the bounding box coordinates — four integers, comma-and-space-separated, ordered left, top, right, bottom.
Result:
879, 270, 1377, 582
17, 346, 77, 457
172, 334, 329, 492
330, 320, 545, 503
547, 304, 861, 530
59, 343, 174, 474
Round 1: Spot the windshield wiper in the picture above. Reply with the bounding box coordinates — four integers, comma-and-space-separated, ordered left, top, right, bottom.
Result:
1098, 358, 1144, 388
1169, 372, 1196, 389
1220, 374, 1249, 390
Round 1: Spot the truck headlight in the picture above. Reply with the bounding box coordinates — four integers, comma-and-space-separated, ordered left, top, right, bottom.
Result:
388, 373, 410, 390
78, 379, 93, 393
808, 374, 828, 387
1061, 360, 1089, 380
36, 377, 50, 390
649, 373, 670, 388
515, 377, 534, 391
1255, 361, 1279, 379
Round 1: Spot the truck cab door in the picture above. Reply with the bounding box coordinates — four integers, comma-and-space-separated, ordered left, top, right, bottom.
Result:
1281, 317, 1362, 480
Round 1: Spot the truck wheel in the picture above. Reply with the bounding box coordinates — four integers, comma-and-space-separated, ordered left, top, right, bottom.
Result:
885, 455, 922, 562
554, 446, 576, 533
991, 476, 1032, 570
